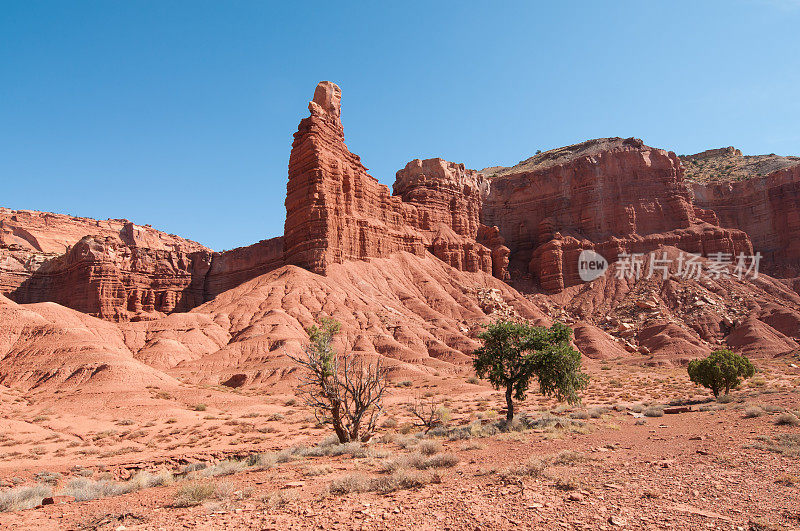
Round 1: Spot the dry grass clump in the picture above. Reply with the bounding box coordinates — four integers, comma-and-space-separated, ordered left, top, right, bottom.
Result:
261, 489, 300, 508
747, 434, 800, 456
34, 471, 61, 485
422, 453, 460, 469
130, 471, 173, 489
301, 440, 363, 458
550, 450, 588, 466
553, 475, 581, 491
370, 469, 439, 493
303, 465, 334, 477
393, 435, 420, 449
61, 478, 137, 501
775, 412, 800, 426
551, 404, 571, 415
327, 473, 372, 494
201, 460, 247, 477
643, 406, 664, 417
459, 440, 486, 451
380, 451, 459, 472
329, 469, 439, 495
172, 482, 219, 507
0, 484, 51, 512
417, 440, 442, 456
588, 407, 610, 419
743, 406, 765, 418
504, 457, 547, 478
500, 449, 590, 480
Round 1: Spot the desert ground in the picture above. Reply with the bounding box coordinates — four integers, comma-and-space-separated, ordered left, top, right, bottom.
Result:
0, 355, 797, 530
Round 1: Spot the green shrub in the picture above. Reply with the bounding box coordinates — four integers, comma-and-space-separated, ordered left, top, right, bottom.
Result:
289, 317, 388, 443
688, 349, 755, 397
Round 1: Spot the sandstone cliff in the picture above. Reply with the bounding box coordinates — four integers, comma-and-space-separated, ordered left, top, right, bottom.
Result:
204, 237, 284, 300
1, 209, 288, 321
690, 163, 800, 271
481, 138, 753, 291
394, 158, 509, 278
12, 235, 212, 320
0, 209, 208, 294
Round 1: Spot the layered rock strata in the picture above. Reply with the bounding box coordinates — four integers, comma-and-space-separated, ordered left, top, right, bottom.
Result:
481, 138, 753, 291
691, 165, 800, 269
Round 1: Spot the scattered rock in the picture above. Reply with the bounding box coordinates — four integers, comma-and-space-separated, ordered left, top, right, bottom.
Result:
41, 495, 75, 505
664, 406, 692, 414
608, 516, 627, 527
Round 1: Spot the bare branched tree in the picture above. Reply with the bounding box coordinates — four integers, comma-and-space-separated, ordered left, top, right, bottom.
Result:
287, 317, 388, 443
408, 395, 445, 433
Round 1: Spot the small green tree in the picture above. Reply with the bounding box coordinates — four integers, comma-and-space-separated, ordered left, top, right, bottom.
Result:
687, 349, 755, 397
473, 320, 589, 421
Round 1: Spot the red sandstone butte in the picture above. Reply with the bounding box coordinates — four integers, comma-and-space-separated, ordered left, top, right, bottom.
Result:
284, 81, 508, 280
284, 81, 427, 273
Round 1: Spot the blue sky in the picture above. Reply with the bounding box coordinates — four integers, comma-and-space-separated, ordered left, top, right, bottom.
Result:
2, 1, 799, 250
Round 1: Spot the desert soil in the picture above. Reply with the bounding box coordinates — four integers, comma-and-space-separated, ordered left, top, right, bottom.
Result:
0, 358, 798, 530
